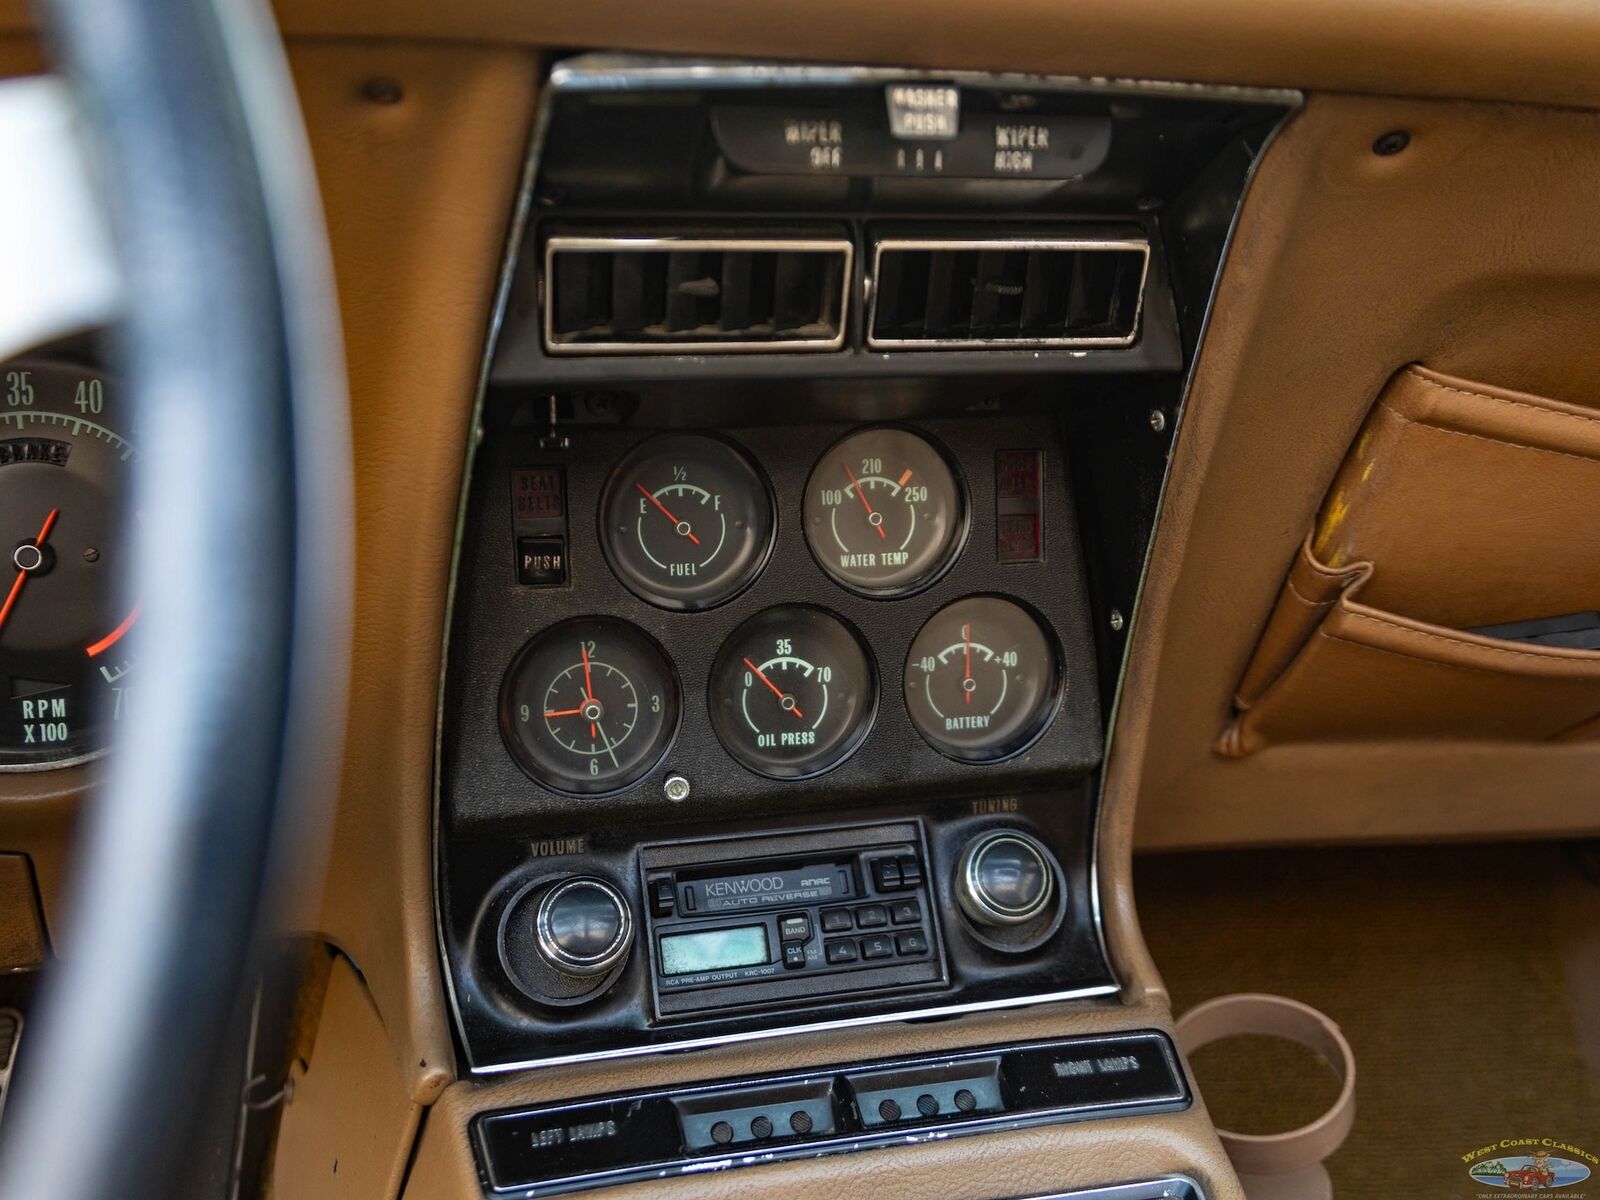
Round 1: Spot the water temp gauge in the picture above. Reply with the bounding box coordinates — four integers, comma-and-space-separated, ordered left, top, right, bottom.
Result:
904, 596, 1060, 763
599, 433, 774, 610
803, 426, 965, 597
501, 618, 679, 795
709, 606, 875, 780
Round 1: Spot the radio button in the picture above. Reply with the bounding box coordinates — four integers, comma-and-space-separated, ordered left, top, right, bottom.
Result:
860, 934, 894, 960
824, 938, 858, 964
821, 908, 853, 934
889, 899, 921, 926
779, 914, 812, 943
650, 879, 675, 918
898, 856, 924, 887
782, 942, 807, 969
871, 858, 903, 890
896, 931, 929, 956
854, 904, 888, 929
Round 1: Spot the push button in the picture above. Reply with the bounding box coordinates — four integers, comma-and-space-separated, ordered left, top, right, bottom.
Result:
779, 914, 811, 943
825, 939, 859, 964
871, 858, 903, 891
821, 908, 853, 934
859, 934, 894, 961
896, 931, 929, 956
854, 904, 887, 929
782, 942, 807, 969
889, 899, 921, 926
650, 879, 675, 918
516, 536, 567, 586
897, 855, 924, 887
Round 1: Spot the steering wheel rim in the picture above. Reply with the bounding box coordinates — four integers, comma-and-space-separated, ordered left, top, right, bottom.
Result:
0, 0, 349, 1196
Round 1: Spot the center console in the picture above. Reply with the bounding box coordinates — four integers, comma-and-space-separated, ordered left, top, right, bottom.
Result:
433, 52, 1295, 1195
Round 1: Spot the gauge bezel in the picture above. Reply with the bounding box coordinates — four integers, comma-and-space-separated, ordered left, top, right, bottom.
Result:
0, 355, 132, 772
801, 423, 970, 600
902, 592, 1064, 765
498, 617, 682, 797
707, 604, 879, 782
596, 431, 777, 612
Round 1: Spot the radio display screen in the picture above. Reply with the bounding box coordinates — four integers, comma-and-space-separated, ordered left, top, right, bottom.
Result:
659, 925, 771, 976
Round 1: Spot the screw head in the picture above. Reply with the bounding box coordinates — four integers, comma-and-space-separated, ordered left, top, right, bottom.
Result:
360, 76, 404, 106
1148, 409, 1167, 433
1109, 609, 1126, 632
1372, 130, 1410, 157
663, 774, 691, 802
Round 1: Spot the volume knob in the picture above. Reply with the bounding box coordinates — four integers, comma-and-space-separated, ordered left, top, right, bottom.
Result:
956, 831, 1057, 928
535, 877, 634, 978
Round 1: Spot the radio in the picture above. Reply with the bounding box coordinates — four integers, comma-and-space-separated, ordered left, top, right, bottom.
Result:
641, 822, 946, 1018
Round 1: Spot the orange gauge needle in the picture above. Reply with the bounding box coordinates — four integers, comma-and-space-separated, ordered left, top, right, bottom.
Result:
744, 657, 805, 720
86, 603, 141, 658
843, 463, 887, 540
636, 482, 701, 546
0, 507, 59, 637
543, 705, 586, 718
963, 622, 973, 706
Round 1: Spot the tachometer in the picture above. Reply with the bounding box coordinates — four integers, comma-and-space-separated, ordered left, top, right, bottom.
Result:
0, 358, 137, 769
709, 605, 875, 779
500, 618, 679, 795
802, 426, 965, 596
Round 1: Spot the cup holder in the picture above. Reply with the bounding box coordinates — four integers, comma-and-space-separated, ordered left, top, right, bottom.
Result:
1175, 994, 1356, 1200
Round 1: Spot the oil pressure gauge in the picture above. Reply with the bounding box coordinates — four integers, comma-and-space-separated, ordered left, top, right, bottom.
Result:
904, 596, 1060, 763
599, 433, 774, 610
803, 426, 966, 596
709, 606, 875, 780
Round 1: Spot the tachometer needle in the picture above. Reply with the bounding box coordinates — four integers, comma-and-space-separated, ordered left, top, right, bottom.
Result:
843, 463, 887, 539
635, 482, 701, 546
0, 507, 59, 638
963, 622, 973, 706
744, 657, 804, 720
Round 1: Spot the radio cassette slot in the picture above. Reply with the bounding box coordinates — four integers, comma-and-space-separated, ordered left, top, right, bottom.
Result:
641, 821, 947, 1019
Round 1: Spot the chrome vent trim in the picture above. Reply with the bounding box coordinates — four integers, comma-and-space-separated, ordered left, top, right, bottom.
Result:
543, 235, 853, 355
867, 236, 1150, 350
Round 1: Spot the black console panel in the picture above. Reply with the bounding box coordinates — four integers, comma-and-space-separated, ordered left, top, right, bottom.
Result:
436, 56, 1297, 1080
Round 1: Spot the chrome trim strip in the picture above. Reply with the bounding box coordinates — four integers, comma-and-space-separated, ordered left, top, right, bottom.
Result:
866, 236, 1150, 350
543, 234, 853, 355
1022, 1177, 1207, 1200
547, 54, 1301, 109
469, 981, 1119, 1075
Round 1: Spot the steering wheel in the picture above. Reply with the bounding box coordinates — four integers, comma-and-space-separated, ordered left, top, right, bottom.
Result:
0, 0, 349, 1196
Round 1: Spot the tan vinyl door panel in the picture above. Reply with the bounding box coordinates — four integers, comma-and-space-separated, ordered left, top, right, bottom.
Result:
1116, 93, 1600, 851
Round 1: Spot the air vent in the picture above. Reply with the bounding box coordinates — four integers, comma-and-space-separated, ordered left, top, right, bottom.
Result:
868, 238, 1149, 349
544, 236, 852, 355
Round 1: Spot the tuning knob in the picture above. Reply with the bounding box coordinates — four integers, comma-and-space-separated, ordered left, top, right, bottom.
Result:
535, 877, 634, 978
955, 831, 1057, 928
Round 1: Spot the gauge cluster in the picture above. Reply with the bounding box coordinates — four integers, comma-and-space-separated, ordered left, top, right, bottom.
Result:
0, 355, 136, 771
442, 410, 1101, 831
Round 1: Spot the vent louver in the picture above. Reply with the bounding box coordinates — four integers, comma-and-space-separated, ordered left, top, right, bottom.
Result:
868, 238, 1149, 349
544, 236, 852, 355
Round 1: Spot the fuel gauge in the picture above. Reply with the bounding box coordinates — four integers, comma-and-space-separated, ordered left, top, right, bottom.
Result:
709, 606, 875, 780
599, 433, 774, 610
